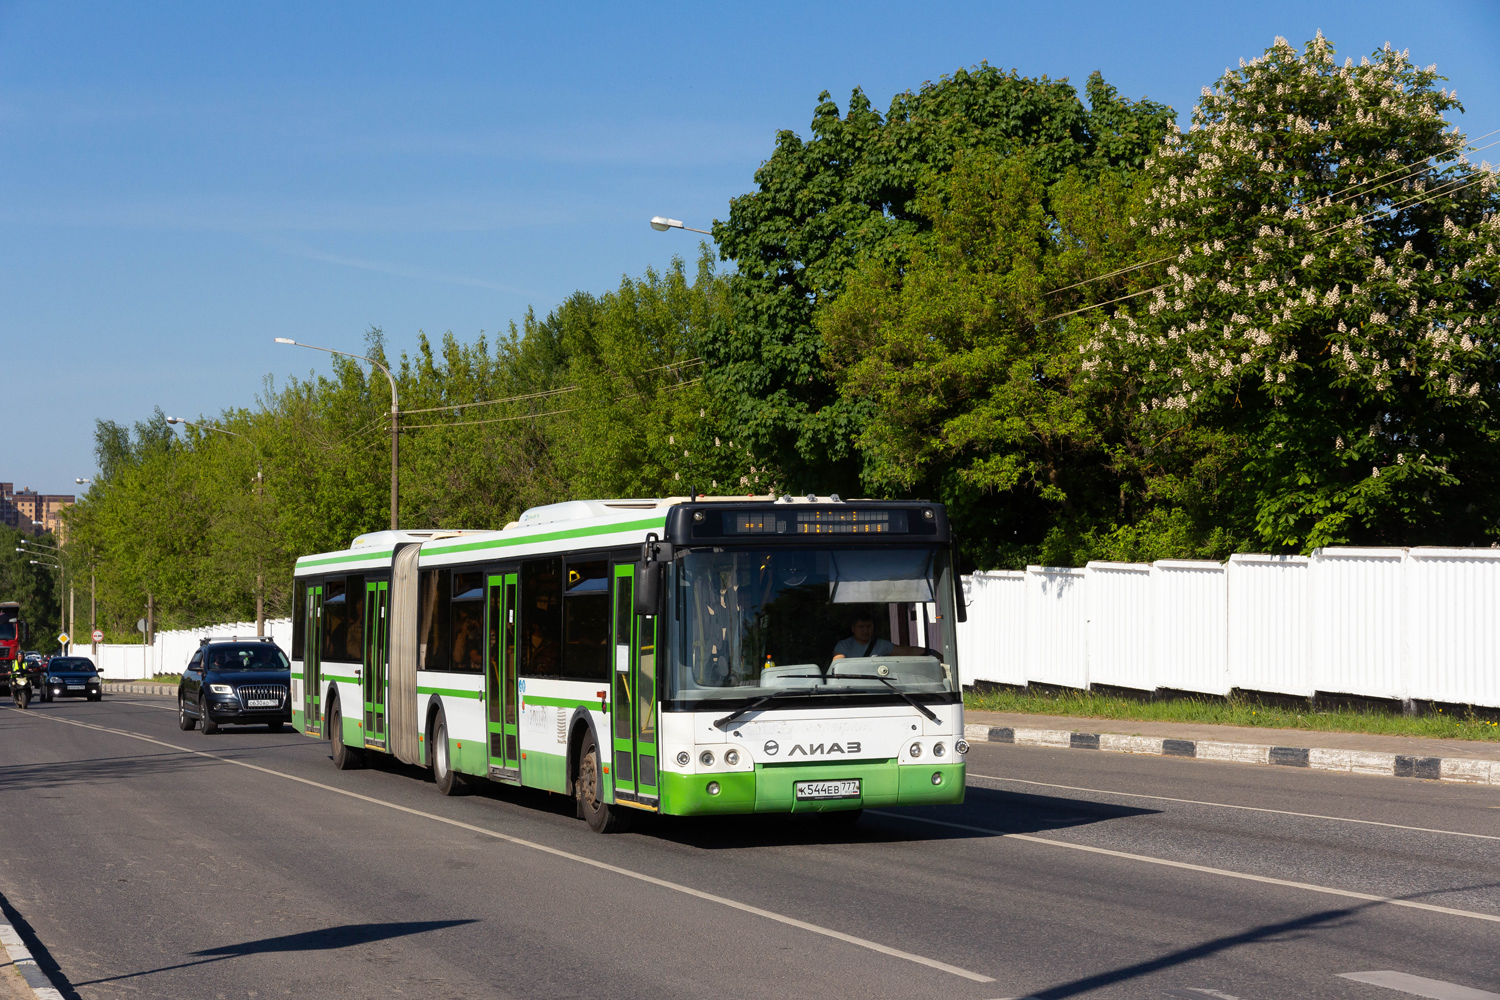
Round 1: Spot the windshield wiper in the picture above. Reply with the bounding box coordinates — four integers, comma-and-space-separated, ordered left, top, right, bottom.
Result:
832, 675, 941, 722
713, 694, 780, 729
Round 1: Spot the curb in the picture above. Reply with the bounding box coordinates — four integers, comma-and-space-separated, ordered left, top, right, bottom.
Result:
0, 923, 63, 1000
964, 724, 1500, 787
104, 682, 176, 697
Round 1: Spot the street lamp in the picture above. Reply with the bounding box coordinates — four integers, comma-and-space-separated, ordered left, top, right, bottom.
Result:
650, 216, 714, 236
275, 338, 401, 530
75, 478, 91, 485
166, 416, 268, 636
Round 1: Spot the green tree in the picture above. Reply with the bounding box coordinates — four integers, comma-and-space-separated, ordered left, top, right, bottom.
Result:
1081, 34, 1500, 550
709, 66, 1175, 494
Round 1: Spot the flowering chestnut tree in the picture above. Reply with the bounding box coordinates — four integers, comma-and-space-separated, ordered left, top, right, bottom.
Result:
1081, 34, 1500, 549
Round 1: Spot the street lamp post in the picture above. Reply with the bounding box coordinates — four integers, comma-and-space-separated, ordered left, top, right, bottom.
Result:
166, 416, 269, 637
275, 338, 400, 530
649, 216, 714, 235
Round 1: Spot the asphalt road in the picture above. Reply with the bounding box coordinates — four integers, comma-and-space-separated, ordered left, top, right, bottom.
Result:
0, 694, 1496, 1000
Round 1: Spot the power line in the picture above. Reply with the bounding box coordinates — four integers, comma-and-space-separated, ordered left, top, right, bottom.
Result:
398, 378, 704, 431
399, 358, 705, 416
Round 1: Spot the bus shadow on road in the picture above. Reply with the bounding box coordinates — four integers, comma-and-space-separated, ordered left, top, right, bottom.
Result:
636, 785, 1159, 851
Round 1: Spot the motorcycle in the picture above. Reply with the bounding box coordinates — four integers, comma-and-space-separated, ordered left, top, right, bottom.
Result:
12, 670, 30, 709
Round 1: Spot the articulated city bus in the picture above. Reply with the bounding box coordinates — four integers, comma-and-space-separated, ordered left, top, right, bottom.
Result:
291, 495, 967, 831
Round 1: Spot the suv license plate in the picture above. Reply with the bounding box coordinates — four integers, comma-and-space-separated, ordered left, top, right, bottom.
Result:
67, 684, 83, 689
795, 779, 860, 800
247, 699, 279, 708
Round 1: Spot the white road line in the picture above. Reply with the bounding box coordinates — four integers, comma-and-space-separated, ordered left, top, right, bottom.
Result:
1339, 971, 1500, 1000
968, 773, 1500, 841
11, 709, 994, 985
869, 811, 1500, 925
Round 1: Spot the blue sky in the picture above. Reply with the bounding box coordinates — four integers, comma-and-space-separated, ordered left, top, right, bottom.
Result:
3, 1, 1496, 496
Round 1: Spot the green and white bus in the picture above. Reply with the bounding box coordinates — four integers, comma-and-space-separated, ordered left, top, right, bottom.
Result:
291, 495, 968, 832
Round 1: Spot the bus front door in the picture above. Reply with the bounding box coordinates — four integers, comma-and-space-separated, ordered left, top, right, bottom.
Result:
363, 580, 389, 749
611, 565, 659, 807
303, 583, 323, 737
485, 573, 521, 780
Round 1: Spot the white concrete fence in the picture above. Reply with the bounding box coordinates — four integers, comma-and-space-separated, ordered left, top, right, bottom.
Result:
71, 619, 293, 680
957, 546, 1500, 709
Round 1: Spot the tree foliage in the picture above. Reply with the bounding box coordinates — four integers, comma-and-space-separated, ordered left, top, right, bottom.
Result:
708, 65, 1175, 494
1082, 34, 1500, 550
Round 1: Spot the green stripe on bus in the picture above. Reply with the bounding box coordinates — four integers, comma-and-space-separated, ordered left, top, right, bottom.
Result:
323, 673, 359, 685
521, 694, 608, 711
296, 549, 394, 568
422, 516, 667, 556
290, 672, 303, 679
417, 685, 484, 700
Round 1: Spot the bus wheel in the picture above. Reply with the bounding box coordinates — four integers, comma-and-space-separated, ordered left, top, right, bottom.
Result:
331, 703, 365, 770
432, 712, 469, 796
577, 734, 631, 834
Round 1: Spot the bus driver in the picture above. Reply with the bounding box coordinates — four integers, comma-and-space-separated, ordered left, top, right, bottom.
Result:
831, 611, 929, 662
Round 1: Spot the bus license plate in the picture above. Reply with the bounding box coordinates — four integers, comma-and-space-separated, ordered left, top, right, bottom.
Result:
795, 779, 860, 800
247, 699, 279, 708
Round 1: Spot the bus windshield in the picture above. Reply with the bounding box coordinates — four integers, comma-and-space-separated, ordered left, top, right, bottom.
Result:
668, 545, 959, 706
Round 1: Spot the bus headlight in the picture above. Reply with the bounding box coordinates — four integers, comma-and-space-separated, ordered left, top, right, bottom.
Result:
699, 750, 715, 767
909, 742, 922, 758
955, 739, 970, 755
676, 751, 691, 766
933, 742, 946, 757
724, 749, 740, 766
706, 781, 721, 796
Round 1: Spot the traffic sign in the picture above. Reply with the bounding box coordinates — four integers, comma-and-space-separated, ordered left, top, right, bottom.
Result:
91, 629, 104, 643
136, 618, 147, 633
57, 632, 70, 646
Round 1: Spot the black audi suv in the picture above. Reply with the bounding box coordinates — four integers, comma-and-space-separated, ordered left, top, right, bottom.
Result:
43, 656, 103, 701
177, 637, 292, 734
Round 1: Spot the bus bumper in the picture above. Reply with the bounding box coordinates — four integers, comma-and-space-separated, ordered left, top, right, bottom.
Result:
657, 761, 965, 816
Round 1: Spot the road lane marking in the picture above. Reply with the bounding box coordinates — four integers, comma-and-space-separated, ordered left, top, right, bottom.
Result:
1338, 971, 1500, 1000
869, 812, 1500, 925
11, 710, 994, 985
968, 773, 1500, 841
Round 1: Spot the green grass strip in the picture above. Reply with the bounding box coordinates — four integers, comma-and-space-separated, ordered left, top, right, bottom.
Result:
964, 687, 1500, 742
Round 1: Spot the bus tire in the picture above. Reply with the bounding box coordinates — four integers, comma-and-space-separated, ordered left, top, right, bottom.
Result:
330, 702, 365, 770
577, 733, 631, 834
199, 695, 219, 735
178, 696, 197, 731
432, 711, 469, 796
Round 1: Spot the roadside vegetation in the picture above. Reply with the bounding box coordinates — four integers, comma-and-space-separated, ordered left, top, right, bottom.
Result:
964, 685, 1500, 741
41, 33, 1500, 641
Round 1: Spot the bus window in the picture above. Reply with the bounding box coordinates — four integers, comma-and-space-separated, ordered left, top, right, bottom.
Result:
562, 561, 609, 681
344, 574, 365, 661
322, 577, 347, 662
417, 569, 450, 671
520, 558, 561, 676
292, 580, 308, 659
448, 571, 484, 673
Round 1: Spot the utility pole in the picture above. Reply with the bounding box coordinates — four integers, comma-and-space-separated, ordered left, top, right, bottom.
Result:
146, 592, 154, 677
69, 587, 74, 654
90, 561, 96, 655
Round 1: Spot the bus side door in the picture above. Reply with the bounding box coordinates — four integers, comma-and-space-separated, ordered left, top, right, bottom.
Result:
304, 584, 323, 737
363, 580, 389, 748
486, 573, 521, 779
611, 564, 659, 807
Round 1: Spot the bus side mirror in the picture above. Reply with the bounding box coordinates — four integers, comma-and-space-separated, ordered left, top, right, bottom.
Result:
19, 623, 28, 642
635, 563, 664, 617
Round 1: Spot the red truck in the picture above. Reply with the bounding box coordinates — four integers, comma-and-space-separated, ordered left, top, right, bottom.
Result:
0, 601, 30, 692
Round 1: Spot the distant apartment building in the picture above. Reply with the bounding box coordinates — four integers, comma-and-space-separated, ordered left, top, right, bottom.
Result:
0, 484, 74, 540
